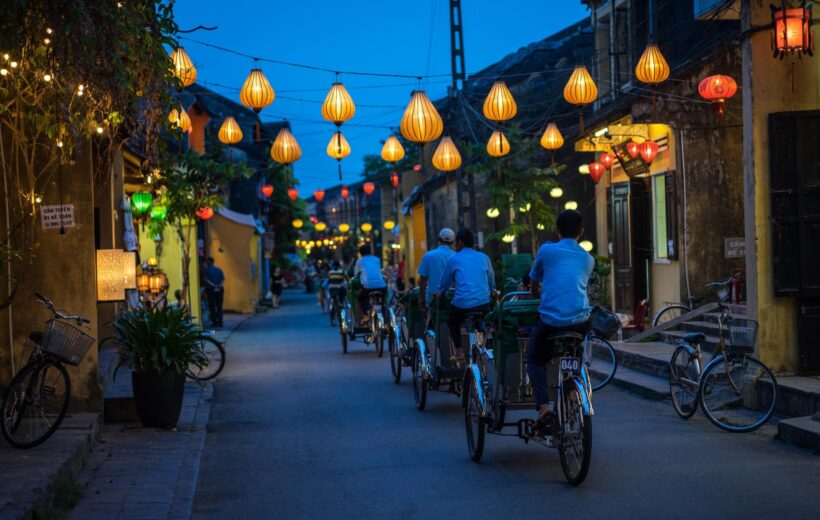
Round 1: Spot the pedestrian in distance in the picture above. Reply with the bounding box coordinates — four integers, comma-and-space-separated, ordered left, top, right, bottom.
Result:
204, 256, 225, 328
271, 267, 284, 309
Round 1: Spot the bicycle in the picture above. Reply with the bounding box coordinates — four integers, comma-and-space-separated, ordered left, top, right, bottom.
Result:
652, 270, 745, 327
1, 293, 95, 449
185, 334, 225, 381
328, 287, 345, 327
583, 332, 617, 391
668, 304, 777, 432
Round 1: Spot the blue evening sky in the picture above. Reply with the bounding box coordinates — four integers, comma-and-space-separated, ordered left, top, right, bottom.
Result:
174, 1, 589, 194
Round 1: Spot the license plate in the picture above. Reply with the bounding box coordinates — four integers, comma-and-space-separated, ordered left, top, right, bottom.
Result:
560, 357, 580, 374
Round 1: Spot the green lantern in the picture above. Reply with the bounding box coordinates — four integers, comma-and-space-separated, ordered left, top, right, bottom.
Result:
131, 191, 153, 215
149, 203, 168, 222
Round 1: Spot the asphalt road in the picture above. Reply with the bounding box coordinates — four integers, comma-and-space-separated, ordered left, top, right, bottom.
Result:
193, 291, 820, 519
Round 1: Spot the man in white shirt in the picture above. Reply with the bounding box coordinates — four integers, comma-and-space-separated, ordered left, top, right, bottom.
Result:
354, 245, 387, 317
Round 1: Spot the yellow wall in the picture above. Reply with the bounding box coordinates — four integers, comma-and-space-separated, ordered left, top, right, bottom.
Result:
138, 220, 201, 325
409, 203, 427, 279
207, 215, 258, 313
742, 1, 819, 372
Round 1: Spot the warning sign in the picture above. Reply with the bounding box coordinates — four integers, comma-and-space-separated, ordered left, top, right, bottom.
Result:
40, 204, 76, 230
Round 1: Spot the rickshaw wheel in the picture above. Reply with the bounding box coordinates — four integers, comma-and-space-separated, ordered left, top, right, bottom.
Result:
465, 375, 485, 462
412, 347, 427, 411
389, 331, 401, 384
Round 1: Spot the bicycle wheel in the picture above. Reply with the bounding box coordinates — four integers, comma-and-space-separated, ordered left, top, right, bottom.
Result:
669, 346, 700, 419
699, 354, 777, 433
375, 314, 385, 357
329, 301, 337, 327
558, 380, 592, 486
585, 337, 617, 391
1, 359, 70, 449
652, 304, 691, 328
465, 375, 485, 462
187, 336, 225, 381
412, 346, 427, 411
389, 328, 401, 384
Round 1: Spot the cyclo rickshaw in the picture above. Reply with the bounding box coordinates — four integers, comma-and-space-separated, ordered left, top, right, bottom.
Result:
338, 278, 389, 356
388, 288, 425, 384
462, 292, 616, 486
411, 290, 482, 410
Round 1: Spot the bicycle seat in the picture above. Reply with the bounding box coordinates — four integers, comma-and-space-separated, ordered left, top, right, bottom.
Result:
684, 332, 705, 344
29, 331, 43, 344
546, 332, 585, 342
464, 313, 485, 332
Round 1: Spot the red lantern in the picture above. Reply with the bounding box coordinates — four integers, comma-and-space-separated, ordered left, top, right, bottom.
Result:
588, 162, 605, 184
413, 164, 421, 172
640, 140, 659, 164
626, 141, 641, 160
600, 152, 614, 170
771, 5, 814, 59
390, 171, 399, 189
196, 207, 214, 220
309, 215, 318, 224
340, 185, 349, 200
261, 184, 274, 198
698, 74, 738, 121
313, 189, 325, 203
287, 187, 299, 201
363, 182, 375, 196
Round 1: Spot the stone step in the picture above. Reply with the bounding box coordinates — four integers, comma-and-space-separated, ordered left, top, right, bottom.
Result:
776, 376, 820, 417
777, 413, 820, 452
611, 341, 673, 379
600, 363, 670, 401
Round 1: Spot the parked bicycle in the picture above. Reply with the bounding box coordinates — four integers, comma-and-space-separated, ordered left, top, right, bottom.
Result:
1, 293, 95, 448
185, 334, 225, 381
669, 304, 777, 432
652, 270, 745, 327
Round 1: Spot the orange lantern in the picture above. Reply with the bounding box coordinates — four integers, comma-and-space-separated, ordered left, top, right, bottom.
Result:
381, 135, 405, 163
363, 182, 375, 196
270, 127, 301, 165
400, 90, 443, 144
588, 162, 605, 184
635, 43, 670, 85
240, 68, 275, 113
600, 152, 615, 170
482, 81, 517, 122
340, 186, 349, 200
771, 4, 814, 59
169, 47, 196, 88
626, 141, 641, 160
486, 131, 510, 158
314, 189, 325, 203
539, 122, 564, 151
326, 131, 351, 180
168, 106, 192, 133
287, 187, 299, 201
217, 116, 243, 146
261, 184, 274, 198
698, 74, 738, 121
640, 141, 659, 164
432, 136, 462, 171
321, 82, 356, 126
196, 207, 214, 220
390, 172, 399, 189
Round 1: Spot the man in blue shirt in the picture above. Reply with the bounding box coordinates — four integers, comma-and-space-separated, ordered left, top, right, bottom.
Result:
417, 228, 455, 310
434, 229, 495, 365
354, 245, 387, 317
526, 210, 594, 427
203, 257, 225, 328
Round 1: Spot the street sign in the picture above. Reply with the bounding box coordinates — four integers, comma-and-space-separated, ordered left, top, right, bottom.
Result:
724, 237, 745, 258
40, 204, 75, 230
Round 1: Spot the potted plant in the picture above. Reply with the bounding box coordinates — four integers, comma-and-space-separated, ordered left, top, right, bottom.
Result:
114, 306, 209, 428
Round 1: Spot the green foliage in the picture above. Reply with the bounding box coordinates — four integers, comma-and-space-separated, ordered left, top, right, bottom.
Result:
113, 306, 209, 376
589, 255, 612, 307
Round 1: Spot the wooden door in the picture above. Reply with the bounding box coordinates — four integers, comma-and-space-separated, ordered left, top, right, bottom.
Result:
611, 183, 632, 312
630, 178, 653, 306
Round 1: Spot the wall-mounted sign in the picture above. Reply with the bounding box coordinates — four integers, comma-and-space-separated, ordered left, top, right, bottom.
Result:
725, 237, 745, 258
40, 204, 75, 230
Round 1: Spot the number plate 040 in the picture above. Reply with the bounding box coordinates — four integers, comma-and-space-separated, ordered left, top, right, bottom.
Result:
560, 357, 580, 374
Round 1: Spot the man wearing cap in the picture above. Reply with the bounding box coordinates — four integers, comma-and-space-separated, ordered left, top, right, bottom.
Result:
417, 228, 456, 311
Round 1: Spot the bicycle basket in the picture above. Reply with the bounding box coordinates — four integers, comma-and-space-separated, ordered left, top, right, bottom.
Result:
726, 318, 758, 353
590, 305, 620, 339
41, 319, 95, 366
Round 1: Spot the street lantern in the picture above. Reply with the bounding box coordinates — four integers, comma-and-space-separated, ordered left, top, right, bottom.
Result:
361, 222, 373, 233
626, 140, 641, 159
771, 4, 814, 59
148, 272, 167, 294
563, 65, 597, 106
539, 122, 564, 151
321, 82, 356, 126
168, 106, 191, 133
432, 136, 462, 171
600, 152, 615, 170
292, 219, 303, 229
578, 164, 590, 175
549, 187, 563, 199
196, 207, 214, 220
131, 191, 152, 215
313, 189, 325, 203
384, 220, 395, 230
149, 203, 168, 222
698, 74, 738, 121
240, 68, 275, 113
270, 127, 302, 165
315, 222, 327, 232
486, 207, 500, 218
217, 116, 243, 145
502, 234, 515, 244
482, 81, 517, 122
400, 90, 443, 144
137, 273, 150, 292
169, 47, 196, 88
326, 131, 351, 180
565, 201, 579, 211
340, 186, 349, 200
580, 240, 594, 252
640, 140, 659, 164
338, 223, 350, 233
261, 184, 274, 198
363, 182, 375, 196
390, 172, 400, 189
486, 131, 510, 157
588, 162, 605, 184
287, 187, 299, 201
381, 135, 405, 163
635, 43, 670, 85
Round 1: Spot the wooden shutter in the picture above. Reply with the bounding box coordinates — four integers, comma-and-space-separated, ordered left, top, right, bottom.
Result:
665, 171, 678, 260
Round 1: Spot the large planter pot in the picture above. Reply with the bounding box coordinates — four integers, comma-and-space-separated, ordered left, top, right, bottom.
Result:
131, 370, 186, 428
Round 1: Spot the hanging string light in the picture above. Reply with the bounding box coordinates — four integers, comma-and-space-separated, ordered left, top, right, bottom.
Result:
486, 131, 510, 158
170, 47, 196, 88
240, 67, 275, 113
432, 136, 462, 172
482, 81, 517, 123
381, 135, 405, 163
486, 208, 500, 219
563, 65, 597, 134
326, 131, 351, 179
338, 223, 350, 233
217, 116, 243, 145
292, 219, 304, 229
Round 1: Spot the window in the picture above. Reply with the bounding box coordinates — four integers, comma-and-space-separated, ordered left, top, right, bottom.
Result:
652, 172, 678, 261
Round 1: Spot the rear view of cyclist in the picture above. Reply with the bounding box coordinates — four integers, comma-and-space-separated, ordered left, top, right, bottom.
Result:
354, 245, 387, 320
526, 210, 594, 429
327, 260, 348, 303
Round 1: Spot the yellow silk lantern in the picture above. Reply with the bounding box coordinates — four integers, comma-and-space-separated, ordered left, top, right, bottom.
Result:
321, 82, 356, 126
381, 135, 405, 163
315, 222, 327, 232
240, 68, 275, 113
326, 131, 351, 160
635, 43, 670, 85
270, 127, 301, 164
361, 223, 373, 233
486, 131, 510, 157
400, 90, 443, 144
170, 47, 196, 87
338, 223, 350, 233
168, 106, 192, 133
292, 219, 304, 229
218, 116, 243, 145
563, 65, 597, 106
432, 136, 462, 172
482, 81, 517, 122
384, 220, 395, 230
539, 122, 564, 151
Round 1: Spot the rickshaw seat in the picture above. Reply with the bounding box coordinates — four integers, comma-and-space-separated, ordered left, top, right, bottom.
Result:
546, 331, 585, 342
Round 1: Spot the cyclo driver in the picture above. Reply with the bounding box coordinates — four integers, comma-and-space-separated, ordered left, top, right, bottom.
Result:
526, 210, 594, 431
327, 260, 348, 304
353, 245, 387, 322
433, 229, 495, 367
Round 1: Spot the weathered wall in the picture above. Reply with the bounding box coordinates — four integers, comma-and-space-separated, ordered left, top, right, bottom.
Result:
206, 214, 257, 314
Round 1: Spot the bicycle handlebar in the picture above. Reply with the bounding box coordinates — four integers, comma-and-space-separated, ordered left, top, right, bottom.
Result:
34, 293, 90, 325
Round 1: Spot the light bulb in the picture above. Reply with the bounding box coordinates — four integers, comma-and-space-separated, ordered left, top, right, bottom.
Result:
96, 126, 104, 134
44, 38, 51, 45
0, 69, 7, 76
10, 61, 18, 68
46, 28, 53, 34
43, 73, 52, 82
